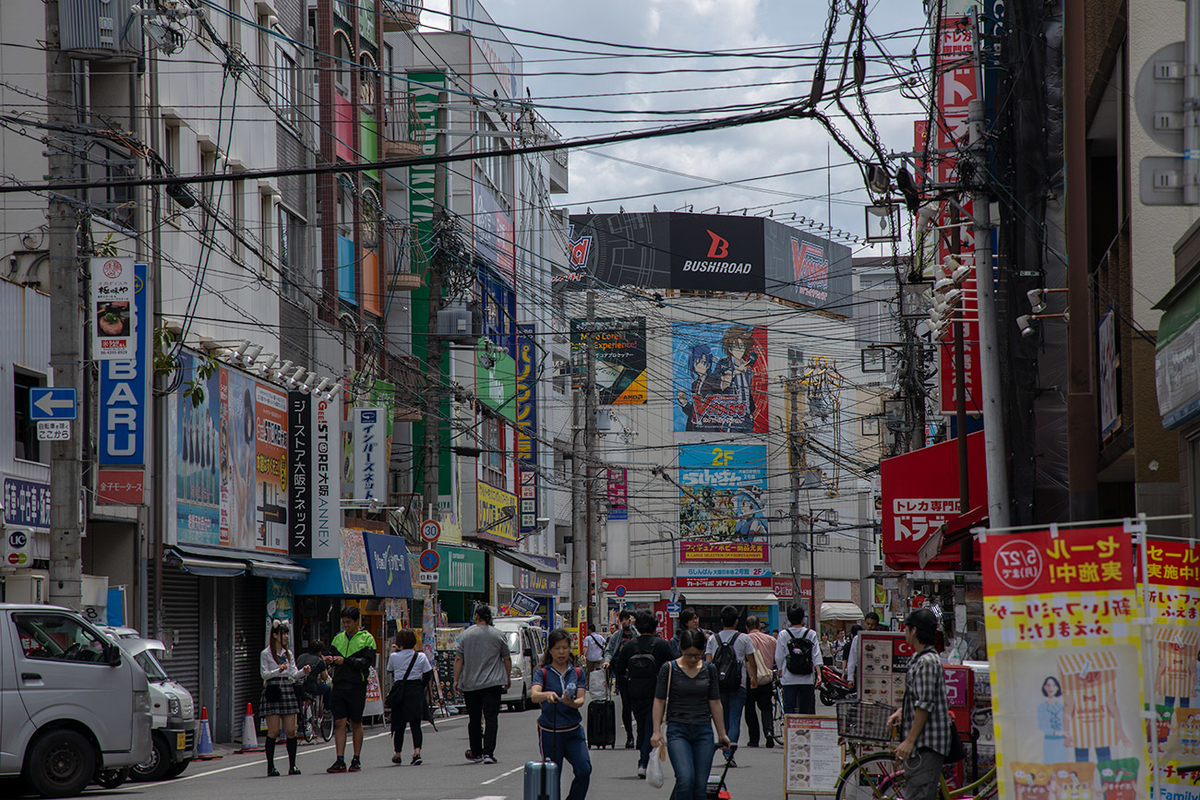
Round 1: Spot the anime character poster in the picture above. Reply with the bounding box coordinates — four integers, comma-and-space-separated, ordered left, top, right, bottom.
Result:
174, 351, 221, 546
220, 367, 258, 551
677, 444, 768, 544
983, 526, 1146, 800
672, 323, 768, 433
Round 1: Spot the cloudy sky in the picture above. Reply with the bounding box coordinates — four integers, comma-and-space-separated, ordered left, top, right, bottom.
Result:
420, 0, 930, 251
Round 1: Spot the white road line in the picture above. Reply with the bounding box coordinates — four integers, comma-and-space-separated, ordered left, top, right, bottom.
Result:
480, 765, 523, 785
173, 731, 393, 781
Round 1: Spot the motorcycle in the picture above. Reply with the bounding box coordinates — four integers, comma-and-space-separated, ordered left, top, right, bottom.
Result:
818, 664, 856, 706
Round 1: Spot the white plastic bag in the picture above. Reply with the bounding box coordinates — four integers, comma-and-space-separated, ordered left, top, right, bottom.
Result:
647, 743, 667, 789
588, 669, 607, 700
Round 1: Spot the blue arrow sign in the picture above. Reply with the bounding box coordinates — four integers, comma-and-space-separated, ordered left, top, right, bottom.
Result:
666, 602, 681, 614
29, 387, 77, 421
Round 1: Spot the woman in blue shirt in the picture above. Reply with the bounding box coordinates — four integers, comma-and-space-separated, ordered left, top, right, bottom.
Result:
531, 629, 592, 800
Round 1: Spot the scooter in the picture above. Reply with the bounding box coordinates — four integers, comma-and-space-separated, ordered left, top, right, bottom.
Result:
818, 664, 856, 706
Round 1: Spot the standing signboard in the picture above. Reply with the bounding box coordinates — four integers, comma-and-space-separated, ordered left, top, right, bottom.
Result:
783, 715, 840, 795
854, 630, 913, 707
983, 526, 1144, 800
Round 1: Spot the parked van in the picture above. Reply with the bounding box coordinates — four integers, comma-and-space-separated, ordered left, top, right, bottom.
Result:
493, 616, 547, 711
99, 627, 196, 781
0, 604, 152, 798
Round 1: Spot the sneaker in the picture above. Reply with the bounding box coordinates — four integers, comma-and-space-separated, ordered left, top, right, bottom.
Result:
726, 757, 739, 769
766, 737, 775, 749
625, 736, 636, 749
288, 767, 301, 776
411, 754, 422, 766
637, 766, 647, 779
392, 755, 404, 765
465, 750, 483, 764
482, 754, 497, 765
327, 760, 347, 774
348, 757, 362, 772
267, 767, 281, 777
747, 741, 760, 748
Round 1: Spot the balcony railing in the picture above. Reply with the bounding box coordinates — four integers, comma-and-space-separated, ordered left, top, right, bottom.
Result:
383, 219, 423, 292
382, 90, 426, 159
381, 0, 422, 33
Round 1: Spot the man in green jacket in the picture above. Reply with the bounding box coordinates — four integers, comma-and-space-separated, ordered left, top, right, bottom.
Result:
324, 606, 377, 772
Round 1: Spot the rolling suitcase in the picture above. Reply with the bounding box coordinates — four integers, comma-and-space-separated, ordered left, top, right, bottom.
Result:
523, 759, 560, 800
586, 685, 617, 749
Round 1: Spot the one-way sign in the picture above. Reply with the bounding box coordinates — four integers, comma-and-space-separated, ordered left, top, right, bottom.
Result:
29, 387, 77, 421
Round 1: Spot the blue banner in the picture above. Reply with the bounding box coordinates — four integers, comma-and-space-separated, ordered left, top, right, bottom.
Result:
516, 324, 539, 537
363, 531, 413, 598
98, 262, 149, 465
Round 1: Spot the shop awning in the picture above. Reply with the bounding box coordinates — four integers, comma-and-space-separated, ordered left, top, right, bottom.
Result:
488, 546, 558, 574
165, 546, 245, 578
166, 544, 308, 580
678, 589, 780, 606
246, 554, 309, 580
820, 601, 864, 621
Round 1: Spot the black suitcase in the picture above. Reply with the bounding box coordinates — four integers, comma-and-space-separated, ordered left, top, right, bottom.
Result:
586, 698, 616, 749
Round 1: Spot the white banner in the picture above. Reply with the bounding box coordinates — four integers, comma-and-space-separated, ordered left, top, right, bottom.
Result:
352, 405, 387, 505
313, 396, 340, 557
90, 257, 135, 360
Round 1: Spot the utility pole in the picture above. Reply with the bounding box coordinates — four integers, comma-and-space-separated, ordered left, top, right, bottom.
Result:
570, 362, 585, 631
424, 92, 448, 619
950, 208, 971, 569
788, 368, 802, 608
46, 0, 83, 610
969, 97, 1010, 530
583, 290, 598, 630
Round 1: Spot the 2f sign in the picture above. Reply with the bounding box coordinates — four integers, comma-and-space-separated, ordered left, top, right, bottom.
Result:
98, 263, 148, 466
710, 447, 733, 466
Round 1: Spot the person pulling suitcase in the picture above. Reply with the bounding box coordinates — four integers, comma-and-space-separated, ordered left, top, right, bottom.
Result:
530, 629, 592, 800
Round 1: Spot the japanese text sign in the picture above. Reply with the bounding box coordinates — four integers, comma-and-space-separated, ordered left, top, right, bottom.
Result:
983, 526, 1134, 597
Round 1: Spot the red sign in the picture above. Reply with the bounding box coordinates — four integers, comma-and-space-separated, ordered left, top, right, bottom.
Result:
771, 577, 811, 600
880, 432, 986, 569
982, 526, 1134, 596
1141, 537, 1200, 587
96, 468, 145, 505
679, 541, 769, 563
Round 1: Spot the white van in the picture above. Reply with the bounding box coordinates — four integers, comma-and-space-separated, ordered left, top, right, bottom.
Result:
0, 604, 152, 797
493, 616, 547, 711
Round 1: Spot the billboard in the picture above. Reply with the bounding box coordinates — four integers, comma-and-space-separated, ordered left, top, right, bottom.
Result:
571, 317, 647, 405
677, 444, 768, 546
220, 367, 258, 550
174, 352, 221, 546
673, 322, 768, 433
90, 257, 135, 361
558, 213, 672, 289
474, 185, 516, 284
668, 214, 765, 293
476, 480, 518, 545
476, 337, 517, 422
515, 325, 539, 537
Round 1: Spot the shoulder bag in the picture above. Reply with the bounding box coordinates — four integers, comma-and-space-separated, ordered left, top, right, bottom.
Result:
386, 652, 419, 713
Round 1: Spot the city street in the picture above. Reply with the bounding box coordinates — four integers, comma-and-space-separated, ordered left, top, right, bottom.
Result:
14, 705, 782, 800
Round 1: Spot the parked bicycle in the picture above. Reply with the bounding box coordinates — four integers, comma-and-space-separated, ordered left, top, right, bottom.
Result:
298, 692, 333, 743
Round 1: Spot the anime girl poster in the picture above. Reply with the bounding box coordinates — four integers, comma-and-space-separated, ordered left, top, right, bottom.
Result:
672, 322, 768, 433
677, 444, 768, 543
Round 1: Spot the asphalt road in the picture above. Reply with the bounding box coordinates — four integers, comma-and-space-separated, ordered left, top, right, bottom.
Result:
23, 701, 789, 800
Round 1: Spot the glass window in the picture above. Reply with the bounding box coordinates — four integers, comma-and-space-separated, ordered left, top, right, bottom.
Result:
13, 369, 46, 463
132, 649, 170, 681
15, 613, 109, 663
502, 630, 520, 653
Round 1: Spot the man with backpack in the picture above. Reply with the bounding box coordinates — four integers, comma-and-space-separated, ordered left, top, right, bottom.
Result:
704, 605, 758, 767
582, 623, 607, 678
775, 603, 823, 714
603, 609, 638, 748
611, 610, 674, 779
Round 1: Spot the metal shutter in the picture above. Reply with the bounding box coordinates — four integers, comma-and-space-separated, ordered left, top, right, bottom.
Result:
233, 577, 268, 718
160, 569, 201, 702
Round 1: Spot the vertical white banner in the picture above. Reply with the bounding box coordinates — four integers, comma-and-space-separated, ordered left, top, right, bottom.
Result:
90, 257, 135, 360
353, 405, 387, 504
312, 396, 340, 557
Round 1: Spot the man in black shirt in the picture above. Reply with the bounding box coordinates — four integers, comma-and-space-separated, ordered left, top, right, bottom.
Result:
612, 611, 674, 778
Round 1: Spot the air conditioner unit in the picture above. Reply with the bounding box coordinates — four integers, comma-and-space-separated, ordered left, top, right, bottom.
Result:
4, 574, 47, 604
60, 0, 144, 61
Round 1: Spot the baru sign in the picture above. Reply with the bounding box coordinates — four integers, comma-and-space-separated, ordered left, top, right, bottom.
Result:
97, 262, 150, 505
880, 431, 985, 570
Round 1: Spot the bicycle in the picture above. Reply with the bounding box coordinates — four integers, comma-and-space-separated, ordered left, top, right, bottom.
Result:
299, 692, 333, 743
833, 701, 997, 800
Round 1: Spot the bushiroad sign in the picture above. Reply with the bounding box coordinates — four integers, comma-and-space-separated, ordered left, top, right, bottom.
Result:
419, 549, 440, 572
420, 519, 441, 543
29, 387, 77, 421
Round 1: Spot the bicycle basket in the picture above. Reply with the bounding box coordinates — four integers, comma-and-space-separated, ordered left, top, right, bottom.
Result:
837, 701, 893, 742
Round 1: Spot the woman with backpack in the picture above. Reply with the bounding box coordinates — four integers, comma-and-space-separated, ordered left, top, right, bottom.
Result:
650, 629, 732, 800
259, 620, 311, 776
386, 628, 433, 765
775, 604, 823, 714
611, 611, 674, 778
531, 629, 592, 800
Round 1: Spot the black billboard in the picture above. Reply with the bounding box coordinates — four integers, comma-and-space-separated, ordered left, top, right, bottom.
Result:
668, 214, 765, 292
556, 213, 671, 289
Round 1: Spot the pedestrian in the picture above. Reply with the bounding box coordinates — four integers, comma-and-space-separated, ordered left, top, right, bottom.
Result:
705, 605, 757, 766
775, 603, 822, 714
602, 609, 637, 748
259, 620, 309, 776
324, 606, 377, 773
743, 615, 777, 748
844, 612, 880, 688
887, 609, 955, 800
296, 640, 331, 700
650, 629, 731, 800
531, 629, 592, 800
454, 604, 511, 764
611, 610, 673, 778
841, 625, 863, 676
386, 628, 433, 766
582, 623, 607, 678
669, 607, 709, 657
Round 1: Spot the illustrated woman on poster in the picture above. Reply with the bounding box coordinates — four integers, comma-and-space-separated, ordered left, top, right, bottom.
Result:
1154, 627, 1200, 709
1059, 654, 1131, 763
1037, 676, 1071, 763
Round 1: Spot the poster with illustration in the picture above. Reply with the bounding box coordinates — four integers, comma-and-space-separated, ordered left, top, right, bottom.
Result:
174, 351, 221, 545
255, 383, 288, 552
220, 367, 257, 550
672, 322, 768, 432
677, 444, 768, 544
983, 526, 1145, 800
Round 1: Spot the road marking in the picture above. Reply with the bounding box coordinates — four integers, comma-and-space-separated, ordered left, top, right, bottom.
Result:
172, 731, 394, 781
481, 766, 523, 785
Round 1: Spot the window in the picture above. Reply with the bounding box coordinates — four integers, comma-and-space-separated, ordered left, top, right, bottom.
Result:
278, 206, 308, 301
199, 147, 217, 235
257, 13, 271, 89
275, 47, 301, 128
164, 123, 180, 174
552, 355, 568, 395
482, 417, 505, 488
228, 0, 242, 51
260, 193, 274, 278
334, 32, 353, 94
14, 369, 46, 463
231, 178, 245, 262
15, 613, 109, 663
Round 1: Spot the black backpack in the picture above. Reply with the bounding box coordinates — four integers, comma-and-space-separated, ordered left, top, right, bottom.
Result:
712, 632, 743, 694
784, 628, 814, 676
626, 639, 659, 697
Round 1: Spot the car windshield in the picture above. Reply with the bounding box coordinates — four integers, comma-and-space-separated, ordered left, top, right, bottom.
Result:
133, 649, 170, 681
502, 631, 521, 654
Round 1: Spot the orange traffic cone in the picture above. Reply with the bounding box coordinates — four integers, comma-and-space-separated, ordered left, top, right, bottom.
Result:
193, 706, 222, 761
233, 703, 262, 753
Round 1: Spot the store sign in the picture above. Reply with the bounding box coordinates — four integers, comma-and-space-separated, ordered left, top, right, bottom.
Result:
313, 397, 339, 557
97, 469, 146, 506
510, 592, 540, 615
516, 568, 558, 596
97, 262, 149, 477
4, 475, 51, 531
515, 325, 539, 537
287, 392, 311, 557
607, 468, 628, 521
475, 337, 517, 423
679, 541, 769, 563
677, 445, 769, 543
352, 406, 387, 505
880, 431, 985, 569
669, 214, 765, 292
438, 545, 486, 593
90, 257, 135, 361
679, 575, 772, 589
476, 481, 518, 545
681, 565, 771, 578
362, 531, 413, 599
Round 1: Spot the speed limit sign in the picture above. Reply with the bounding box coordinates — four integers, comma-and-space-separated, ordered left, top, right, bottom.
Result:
420, 519, 441, 543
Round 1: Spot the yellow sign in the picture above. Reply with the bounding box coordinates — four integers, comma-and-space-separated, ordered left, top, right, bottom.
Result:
477, 481, 518, 544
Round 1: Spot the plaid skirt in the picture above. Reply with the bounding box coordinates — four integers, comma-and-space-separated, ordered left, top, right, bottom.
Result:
259, 678, 300, 717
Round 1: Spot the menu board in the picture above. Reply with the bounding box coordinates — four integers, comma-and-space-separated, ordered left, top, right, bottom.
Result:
856, 631, 913, 707
784, 715, 841, 794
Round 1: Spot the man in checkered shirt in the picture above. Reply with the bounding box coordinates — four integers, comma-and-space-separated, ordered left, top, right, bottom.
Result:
887, 609, 954, 800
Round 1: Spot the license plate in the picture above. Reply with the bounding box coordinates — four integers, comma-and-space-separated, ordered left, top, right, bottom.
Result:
176, 732, 186, 750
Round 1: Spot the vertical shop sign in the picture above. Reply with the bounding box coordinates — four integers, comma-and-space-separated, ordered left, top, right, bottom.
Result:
255, 383, 288, 552
516, 325, 539, 537
288, 391, 311, 557
90, 257, 135, 360
983, 527, 1144, 800
353, 406, 387, 504
97, 263, 150, 503
313, 396, 339, 557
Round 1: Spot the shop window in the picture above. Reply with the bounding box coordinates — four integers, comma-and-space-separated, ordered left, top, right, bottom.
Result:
14, 368, 46, 463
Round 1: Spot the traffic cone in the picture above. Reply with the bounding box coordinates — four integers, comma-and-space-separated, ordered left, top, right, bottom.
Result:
233, 703, 262, 754
193, 707, 222, 761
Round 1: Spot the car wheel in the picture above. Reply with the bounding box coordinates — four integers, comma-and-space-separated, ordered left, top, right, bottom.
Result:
95, 767, 128, 789
25, 729, 96, 799
163, 759, 190, 780
130, 735, 171, 782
